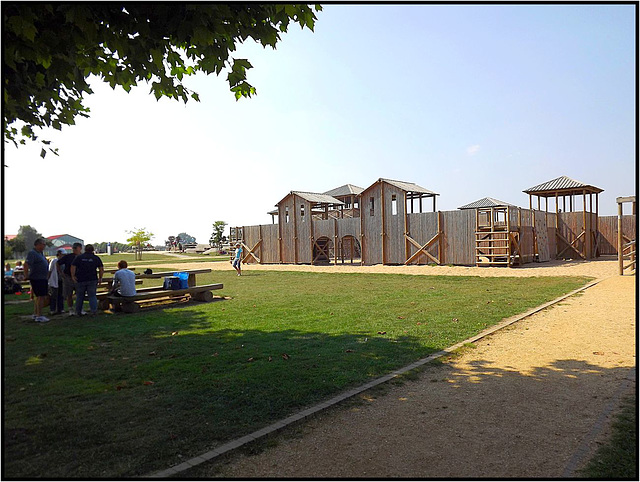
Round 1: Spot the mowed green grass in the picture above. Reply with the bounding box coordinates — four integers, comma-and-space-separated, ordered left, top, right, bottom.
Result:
3, 270, 590, 478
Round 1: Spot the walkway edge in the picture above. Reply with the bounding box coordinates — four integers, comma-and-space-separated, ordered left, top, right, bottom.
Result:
145, 278, 603, 478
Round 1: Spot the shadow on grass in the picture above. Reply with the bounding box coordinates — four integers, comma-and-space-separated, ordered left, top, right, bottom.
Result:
3, 307, 435, 478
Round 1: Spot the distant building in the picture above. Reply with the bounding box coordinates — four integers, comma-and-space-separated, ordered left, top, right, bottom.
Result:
45, 234, 84, 256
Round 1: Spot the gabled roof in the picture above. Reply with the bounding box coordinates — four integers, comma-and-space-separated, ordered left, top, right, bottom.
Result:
376, 178, 439, 196
47, 234, 67, 240
523, 176, 603, 194
276, 191, 344, 206
323, 184, 364, 197
458, 197, 516, 210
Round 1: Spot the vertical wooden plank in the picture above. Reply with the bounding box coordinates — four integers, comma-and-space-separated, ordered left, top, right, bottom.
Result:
582, 190, 588, 258
334, 218, 338, 265
403, 192, 409, 263
380, 181, 386, 265
618, 202, 624, 275
309, 203, 315, 266
438, 211, 443, 264
293, 195, 298, 264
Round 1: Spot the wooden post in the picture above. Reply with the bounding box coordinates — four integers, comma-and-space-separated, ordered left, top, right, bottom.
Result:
334, 218, 338, 265
438, 211, 443, 264
293, 196, 299, 264
537, 196, 540, 211
360, 195, 366, 266
433, 195, 436, 212
403, 192, 409, 263
309, 204, 315, 266
618, 201, 624, 275
583, 190, 589, 258
278, 207, 283, 263
419, 196, 423, 214
380, 181, 386, 265
258, 224, 263, 264
529, 194, 532, 210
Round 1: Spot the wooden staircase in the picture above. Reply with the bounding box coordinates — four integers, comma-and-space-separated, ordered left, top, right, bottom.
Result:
475, 207, 521, 267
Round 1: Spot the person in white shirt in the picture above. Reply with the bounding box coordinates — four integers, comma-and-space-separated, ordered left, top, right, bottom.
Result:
110, 260, 137, 297
47, 249, 66, 315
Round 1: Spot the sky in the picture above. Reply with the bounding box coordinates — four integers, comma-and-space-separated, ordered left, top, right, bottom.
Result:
3, 4, 637, 247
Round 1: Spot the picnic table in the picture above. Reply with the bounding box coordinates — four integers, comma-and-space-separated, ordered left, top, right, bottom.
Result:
106, 268, 222, 313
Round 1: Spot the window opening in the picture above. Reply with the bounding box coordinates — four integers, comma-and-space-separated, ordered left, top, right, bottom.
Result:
369, 197, 375, 216
391, 195, 397, 215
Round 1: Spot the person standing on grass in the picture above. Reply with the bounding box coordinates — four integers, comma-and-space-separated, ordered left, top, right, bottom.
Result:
23, 238, 50, 323
109, 260, 136, 297
71, 244, 104, 316
47, 248, 66, 315
59, 242, 82, 315
232, 243, 243, 276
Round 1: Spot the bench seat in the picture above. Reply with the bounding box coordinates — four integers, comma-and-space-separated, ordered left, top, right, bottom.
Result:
106, 283, 223, 312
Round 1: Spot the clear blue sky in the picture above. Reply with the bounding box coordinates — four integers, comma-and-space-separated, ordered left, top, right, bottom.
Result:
4, 4, 636, 246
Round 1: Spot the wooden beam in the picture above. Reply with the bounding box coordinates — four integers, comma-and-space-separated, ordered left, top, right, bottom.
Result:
309, 203, 315, 266
618, 201, 624, 275
292, 196, 298, 264
241, 240, 262, 264
403, 192, 409, 264
556, 230, 586, 259
380, 181, 386, 265
438, 211, 443, 264
258, 224, 263, 264
405, 233, 441, 265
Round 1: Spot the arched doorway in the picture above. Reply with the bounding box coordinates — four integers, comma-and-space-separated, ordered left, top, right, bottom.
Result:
339, 235, 361, 264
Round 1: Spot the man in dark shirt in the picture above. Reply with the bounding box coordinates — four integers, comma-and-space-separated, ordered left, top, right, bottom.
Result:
71, 244, 104, 316
59, 242, 83, 314
24, 238, 50, 323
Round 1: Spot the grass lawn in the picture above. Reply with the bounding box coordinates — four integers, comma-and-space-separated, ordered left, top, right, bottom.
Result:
3, 270, 590, 478
577, 394, 637, 478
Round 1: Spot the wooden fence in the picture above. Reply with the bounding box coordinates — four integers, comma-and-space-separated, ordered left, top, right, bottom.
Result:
597, 215, 636, 255
239, 210, 631, 266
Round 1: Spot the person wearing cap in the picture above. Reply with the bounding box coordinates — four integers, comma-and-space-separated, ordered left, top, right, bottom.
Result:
232, 243, 243, 276
47, 248, 66, 315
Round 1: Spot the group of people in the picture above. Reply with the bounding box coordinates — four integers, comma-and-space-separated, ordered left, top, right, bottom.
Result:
8, 238, 136, 323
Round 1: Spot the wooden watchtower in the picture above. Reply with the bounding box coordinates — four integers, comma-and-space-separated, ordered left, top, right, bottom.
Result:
524, 176, 603, 259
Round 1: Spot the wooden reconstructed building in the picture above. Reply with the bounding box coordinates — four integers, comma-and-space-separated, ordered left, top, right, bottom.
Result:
230, 175, 635, 267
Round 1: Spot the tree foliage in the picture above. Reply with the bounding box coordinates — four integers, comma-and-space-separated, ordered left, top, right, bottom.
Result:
3, 3, 322, 156
176, 232, 196, 244
6, 225, 51, 256
126, 227, 154, 260
210, 221, 228, 248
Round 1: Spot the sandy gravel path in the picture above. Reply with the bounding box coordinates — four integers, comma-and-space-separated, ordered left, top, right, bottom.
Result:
141, 255, 619, 279
175, 257, 635, 478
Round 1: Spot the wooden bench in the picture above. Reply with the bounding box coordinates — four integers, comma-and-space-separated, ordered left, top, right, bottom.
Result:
107, 283, 223, 313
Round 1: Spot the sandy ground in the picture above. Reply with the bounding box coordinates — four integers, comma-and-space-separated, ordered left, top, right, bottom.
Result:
141, 254, 619, 279
168, 256, 636, 479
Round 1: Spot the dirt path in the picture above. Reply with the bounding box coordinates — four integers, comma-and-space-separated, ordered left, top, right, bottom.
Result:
183, 259, 635, 478
142, 255, 619, 279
